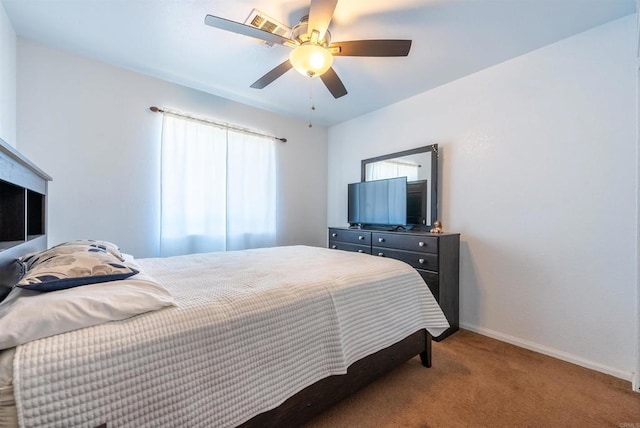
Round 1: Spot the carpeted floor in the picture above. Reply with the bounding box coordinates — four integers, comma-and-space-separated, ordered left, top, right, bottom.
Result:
305, 329, 640, 428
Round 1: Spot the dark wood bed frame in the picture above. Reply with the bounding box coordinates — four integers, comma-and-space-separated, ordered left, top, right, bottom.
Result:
0, 138, 51, 293
0, 137, 433, 427
241, 329, 432, 427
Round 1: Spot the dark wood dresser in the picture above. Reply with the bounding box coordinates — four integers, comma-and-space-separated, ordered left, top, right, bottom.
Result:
328, 227, 460, 341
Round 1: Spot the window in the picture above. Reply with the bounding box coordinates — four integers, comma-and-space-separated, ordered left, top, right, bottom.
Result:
160, 114, 276, 256
365, 159, 420, 182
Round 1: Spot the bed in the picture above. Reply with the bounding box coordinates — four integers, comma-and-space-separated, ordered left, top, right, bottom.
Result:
0, 139, 449, 427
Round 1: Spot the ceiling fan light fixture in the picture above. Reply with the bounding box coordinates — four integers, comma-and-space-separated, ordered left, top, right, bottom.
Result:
289, 43, 333, 77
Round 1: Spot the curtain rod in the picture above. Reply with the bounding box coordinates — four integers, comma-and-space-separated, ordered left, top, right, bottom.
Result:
149, 106, 287, 143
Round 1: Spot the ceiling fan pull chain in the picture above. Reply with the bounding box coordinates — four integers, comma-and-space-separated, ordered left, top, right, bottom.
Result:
308, 78, 315, 128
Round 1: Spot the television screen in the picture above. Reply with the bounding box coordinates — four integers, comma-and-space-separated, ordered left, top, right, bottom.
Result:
348, 177, 407, 226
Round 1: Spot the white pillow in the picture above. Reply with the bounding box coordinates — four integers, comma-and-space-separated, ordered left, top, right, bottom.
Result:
0, 259, 176, 350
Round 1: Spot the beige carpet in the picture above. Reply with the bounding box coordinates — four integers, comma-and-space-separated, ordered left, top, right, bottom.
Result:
305, 330, 640, 428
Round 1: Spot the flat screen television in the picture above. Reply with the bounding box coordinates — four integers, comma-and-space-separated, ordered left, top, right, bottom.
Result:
348, 177, 407, 227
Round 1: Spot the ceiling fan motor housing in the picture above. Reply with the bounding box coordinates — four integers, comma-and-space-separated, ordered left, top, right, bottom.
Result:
292, 15, 331, 47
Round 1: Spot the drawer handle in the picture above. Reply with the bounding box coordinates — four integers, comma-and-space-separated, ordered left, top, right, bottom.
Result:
378, 237, 385, 243
418, 241, 425, 247
378, 252, 384, 257
332, 233, 337, 237
358, 250, 364, 253
331, 245, 337, 249
358, 236, 365, 240
419, 258, 425, 264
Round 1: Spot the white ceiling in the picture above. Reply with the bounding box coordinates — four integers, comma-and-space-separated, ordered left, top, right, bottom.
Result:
2, 0, 636, 127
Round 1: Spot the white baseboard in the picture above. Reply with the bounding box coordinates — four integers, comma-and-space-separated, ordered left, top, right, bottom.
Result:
459, 322, 634, 385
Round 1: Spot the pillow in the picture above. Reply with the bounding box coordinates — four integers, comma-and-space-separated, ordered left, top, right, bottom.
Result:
0, 259, 176, 350
21, 239, 125, 270
16, 250, 138, 292
54, 239, 125, 261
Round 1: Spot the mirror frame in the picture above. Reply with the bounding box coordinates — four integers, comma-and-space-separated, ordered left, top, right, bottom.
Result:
361, 144, 438, 228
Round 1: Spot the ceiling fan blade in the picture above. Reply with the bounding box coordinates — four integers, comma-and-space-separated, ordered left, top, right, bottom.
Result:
205, 15, 292, 46
308, 0, 338, 41
320, 67, 347, 99
330, 40, 412, 57
250, 60, 293, 89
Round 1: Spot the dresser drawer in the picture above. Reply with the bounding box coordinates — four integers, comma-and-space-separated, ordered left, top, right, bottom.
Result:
328, 228, 371, 245
372, 232, 438, 254
373, 247, 438, 271
329, 241, 371, 254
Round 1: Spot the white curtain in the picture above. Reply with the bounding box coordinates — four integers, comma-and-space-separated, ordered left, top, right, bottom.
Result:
160, 114, 276, 256
366, 160, 420, 182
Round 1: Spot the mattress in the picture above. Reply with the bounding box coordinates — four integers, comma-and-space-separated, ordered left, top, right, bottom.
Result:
9, 245, 448, 427
0, 348, 16, 428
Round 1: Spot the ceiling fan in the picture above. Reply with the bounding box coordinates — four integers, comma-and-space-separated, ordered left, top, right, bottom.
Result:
204, 0, 412, 99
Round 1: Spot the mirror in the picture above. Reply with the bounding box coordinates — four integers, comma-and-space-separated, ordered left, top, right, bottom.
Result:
361, 144, 438, 228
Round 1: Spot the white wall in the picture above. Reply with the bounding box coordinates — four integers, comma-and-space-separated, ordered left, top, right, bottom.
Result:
328, 15, 637, 380
0, 3, 16, 146
635, 1, 640, 392
17, 40, 328, 258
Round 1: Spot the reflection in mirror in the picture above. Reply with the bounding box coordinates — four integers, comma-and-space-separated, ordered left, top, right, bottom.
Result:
361, 144, 438, 228
364, 152, 432, 182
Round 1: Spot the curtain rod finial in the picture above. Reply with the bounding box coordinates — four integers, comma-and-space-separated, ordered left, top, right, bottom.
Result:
150, 106, 160, 113
277, 137, 287, 143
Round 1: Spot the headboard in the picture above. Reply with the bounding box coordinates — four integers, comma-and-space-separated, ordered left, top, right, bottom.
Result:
0, 137, 52, 296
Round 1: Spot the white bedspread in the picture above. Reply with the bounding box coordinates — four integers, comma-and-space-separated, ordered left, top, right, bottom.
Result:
13, 245, 449, 428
